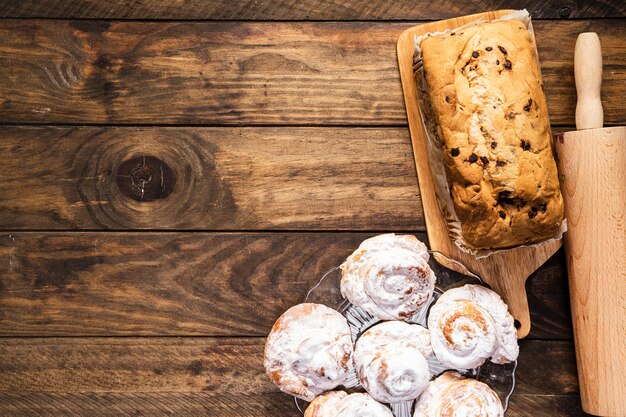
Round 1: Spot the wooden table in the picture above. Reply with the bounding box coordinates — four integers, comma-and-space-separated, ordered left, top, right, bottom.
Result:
0, 1, 624, 416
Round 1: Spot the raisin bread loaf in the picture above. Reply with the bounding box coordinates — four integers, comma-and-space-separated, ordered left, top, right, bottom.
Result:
420, 19, 564, 249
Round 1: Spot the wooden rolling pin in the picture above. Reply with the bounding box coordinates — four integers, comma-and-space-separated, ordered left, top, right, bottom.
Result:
555, 33, 626, 417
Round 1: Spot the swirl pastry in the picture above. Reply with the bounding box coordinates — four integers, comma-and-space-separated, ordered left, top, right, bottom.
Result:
264, 303, 354, 401
428, 284, 518, 370
340, 234, 436, 322
413, 371, 504, 417
304, 391, 347, 417
354, 321, 432, 403
305, 391, 394, 417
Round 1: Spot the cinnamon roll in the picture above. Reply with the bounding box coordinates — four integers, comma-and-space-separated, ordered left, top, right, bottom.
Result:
354, 321, 432, 403
264, 303, 355, 401
428, 284, 518, 370
413, 371, 504, 417
340, 234, 436, 322
306, 391, 394, 417
304, 391, 347, 417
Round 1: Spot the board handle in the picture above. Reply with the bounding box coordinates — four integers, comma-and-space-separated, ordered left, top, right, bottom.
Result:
575, 33, 603, 130
485, 273, 531, 339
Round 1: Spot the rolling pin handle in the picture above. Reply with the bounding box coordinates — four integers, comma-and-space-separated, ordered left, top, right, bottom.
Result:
575, 33, 603, 130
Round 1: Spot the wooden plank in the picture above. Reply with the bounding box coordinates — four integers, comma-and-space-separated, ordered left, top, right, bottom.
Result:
0, 393, 590, 416
0, 338, 578, 394
0, 393, 295, 417
508, 395, 590, 417
0, 233, 378, 336
0, 232, 572, 338
0, 20, 623, 126
0, 338, 585, 415
515, 339, 580, 395
0, 0, 622, 20
526, 249, 573, 340
0, 127, 422, 230
0, 338, 272, 393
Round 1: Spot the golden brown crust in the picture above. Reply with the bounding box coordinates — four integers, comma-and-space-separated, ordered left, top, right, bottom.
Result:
420, 20, 564, 249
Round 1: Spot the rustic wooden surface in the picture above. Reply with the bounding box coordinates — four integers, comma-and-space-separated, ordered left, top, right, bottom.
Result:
1, 0, 624, 19
0, 127, 422, 230
0, 125, 574, 231
1, 1, 624, 416
0, 20, 624, 126
0, 232, 572, 339
0, 338, 581, 416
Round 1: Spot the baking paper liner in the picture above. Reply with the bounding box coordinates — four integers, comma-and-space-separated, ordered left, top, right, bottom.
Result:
413, 9, 567, 258
295, 252, 517, 417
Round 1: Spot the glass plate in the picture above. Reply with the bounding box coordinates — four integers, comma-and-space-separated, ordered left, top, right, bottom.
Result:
294, 250, 517, 416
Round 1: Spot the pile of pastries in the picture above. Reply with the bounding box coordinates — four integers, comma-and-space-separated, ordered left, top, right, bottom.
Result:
264, 234, 519, 416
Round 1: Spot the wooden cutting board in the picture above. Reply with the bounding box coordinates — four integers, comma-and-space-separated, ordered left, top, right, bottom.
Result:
396, 10, 562, 338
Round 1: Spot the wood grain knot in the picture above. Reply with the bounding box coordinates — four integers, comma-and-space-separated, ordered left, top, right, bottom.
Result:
116, 156, 175, 201
74, 129, 235, 228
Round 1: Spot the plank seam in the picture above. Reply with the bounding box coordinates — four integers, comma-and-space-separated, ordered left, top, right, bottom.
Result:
0, 122, 617, 128
0, 335, 573, 340
0, 229, 428, 233
1, 17, 622, 22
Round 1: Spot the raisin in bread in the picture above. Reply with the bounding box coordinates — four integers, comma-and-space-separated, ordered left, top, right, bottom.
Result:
420, 19, 564, 249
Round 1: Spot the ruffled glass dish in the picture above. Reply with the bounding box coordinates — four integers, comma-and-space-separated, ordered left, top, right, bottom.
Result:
294, 250, 517, 417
